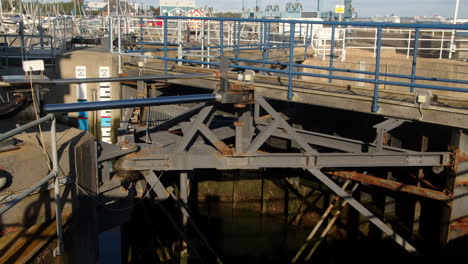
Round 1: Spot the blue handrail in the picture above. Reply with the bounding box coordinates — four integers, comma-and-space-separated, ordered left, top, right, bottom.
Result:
110, 15, 468, 112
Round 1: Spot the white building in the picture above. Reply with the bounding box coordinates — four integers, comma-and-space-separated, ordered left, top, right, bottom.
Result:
159, 0, 196, 16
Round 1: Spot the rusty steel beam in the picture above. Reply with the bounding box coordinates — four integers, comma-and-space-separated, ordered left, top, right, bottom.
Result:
325, 171, 451, 202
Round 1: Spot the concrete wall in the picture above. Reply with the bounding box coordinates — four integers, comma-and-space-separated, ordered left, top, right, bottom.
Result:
52, 48, 121, 141
0, 123, 91, 229
301, 51, 468, 99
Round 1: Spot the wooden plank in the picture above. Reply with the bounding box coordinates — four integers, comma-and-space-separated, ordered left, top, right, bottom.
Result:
0, 214, 70, 264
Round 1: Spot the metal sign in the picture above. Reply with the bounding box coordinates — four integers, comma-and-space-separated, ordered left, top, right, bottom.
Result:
335, 5, 345, 14
75, 66, 88, 131
99, 66, 112, 143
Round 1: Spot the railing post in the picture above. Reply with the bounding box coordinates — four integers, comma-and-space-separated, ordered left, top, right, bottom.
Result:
406, 30, 411, 59
372, 26, 383, 113
236, 21, 241, 60
207, 20, 211, 69
439, 31, 445, 59
219, 20, 224, 57
288, 22, 296, 100
262, 21, 268, 74
109, 16, 113, 52
304, 23, 310, 60
139, 18, 144, 54
328, 25, 336, 83
201, 20, 205, 67
178, 20, 183, 66
164, 17, 168, 75
51, 117, 64, 257
410, 28, 420, 92
117, 16, 122, 74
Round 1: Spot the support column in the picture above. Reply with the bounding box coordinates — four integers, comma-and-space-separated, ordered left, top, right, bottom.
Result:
448, 129, 468, 244
179, 172, 189, 264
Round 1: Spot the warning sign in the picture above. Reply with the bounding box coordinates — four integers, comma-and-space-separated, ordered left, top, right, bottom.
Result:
335, 5, 345, 14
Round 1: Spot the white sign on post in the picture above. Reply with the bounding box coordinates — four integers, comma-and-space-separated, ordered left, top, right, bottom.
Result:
75, 66, 87, 100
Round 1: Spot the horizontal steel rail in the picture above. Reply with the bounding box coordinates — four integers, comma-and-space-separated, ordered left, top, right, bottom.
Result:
0, 114, 54, 142
4, 73, 215, 85
45, 93, 221, 113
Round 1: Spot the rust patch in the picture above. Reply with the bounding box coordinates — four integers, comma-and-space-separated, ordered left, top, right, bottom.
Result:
326, 171, 451, 201
450, 218, 468, 235
455, 178, 468, 186
214, 141, 232, 155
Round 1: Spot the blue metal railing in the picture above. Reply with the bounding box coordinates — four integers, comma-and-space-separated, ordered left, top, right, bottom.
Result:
110, 16, 468, 112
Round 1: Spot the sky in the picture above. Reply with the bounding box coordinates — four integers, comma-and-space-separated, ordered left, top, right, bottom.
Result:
147, 0, 467, 18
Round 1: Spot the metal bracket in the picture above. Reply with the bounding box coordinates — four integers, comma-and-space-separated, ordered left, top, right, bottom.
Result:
97, 140, 138, 162
373, 118, 408, 152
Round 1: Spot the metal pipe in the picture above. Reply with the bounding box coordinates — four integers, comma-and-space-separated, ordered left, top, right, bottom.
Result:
0, 169, 58, 215
163, 18, 168, 75
329, 25, 336, 83
449, 0, 460, 59
410, 28, 420, 92
5, 73, 216, 85
110, 15, 468, 30
46, 94, 221, 113
220, 20, 224, 57
227, 57, 468, 85
373, 26, 383, 112
0, 114, 55, 142
0, 115, 58, 215
288, 22, 295, 100
52, 118, 64, 256
154, 56, 468, 93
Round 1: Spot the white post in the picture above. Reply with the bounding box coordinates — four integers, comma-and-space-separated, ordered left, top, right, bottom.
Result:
449, 0, 460, 59
406, 30, 411, 59
440, 31, 445, 59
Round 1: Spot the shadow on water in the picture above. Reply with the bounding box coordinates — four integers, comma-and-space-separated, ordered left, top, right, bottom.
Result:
195, 200, 312, 264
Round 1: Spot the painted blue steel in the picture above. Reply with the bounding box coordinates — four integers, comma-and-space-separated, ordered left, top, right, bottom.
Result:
128, 43, 302, 52
140, 16, 468, 30
163, 18, 168, 75
329, 25, 336, 83
45, 94, 218, 113
410, 28, 420, 92
288, 22, 295, 100
140, 18, 144, 54
159, 56, 468, 93
373, 26, 383, 112
141, 42, 179, 46
124, 15, 468, 99
228, 57, 468, 86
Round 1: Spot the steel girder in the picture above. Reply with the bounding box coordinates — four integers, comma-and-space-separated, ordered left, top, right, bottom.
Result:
115, 95, 451, 172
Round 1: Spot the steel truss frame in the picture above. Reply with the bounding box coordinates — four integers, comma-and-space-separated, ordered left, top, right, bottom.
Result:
115, 93, 454, 254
